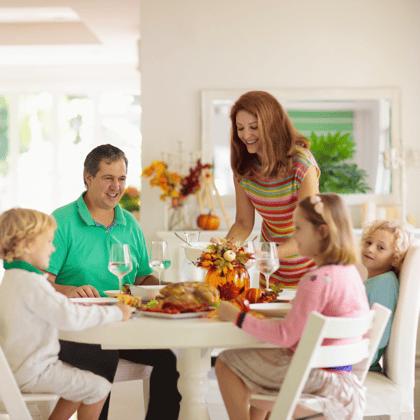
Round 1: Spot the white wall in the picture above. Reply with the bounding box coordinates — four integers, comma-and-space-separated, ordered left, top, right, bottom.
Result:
140, 0, 420, 241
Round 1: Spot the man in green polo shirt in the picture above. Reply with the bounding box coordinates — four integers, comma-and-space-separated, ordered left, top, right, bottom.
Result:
45, 144, 181, 420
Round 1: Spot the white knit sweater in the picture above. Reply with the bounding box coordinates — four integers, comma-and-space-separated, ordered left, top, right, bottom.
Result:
0, 268, 122, 386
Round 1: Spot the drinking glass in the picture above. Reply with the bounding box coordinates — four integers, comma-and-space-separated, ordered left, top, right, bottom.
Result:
149, 241, 171, 285
243, 241, 256, 272
108, 244, 133, 293
255, 242, 280, 290
184, 230, 201, 245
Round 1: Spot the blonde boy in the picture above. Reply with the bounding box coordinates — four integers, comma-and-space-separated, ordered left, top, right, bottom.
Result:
361, 219, 412, 371
0, 208, 132, 420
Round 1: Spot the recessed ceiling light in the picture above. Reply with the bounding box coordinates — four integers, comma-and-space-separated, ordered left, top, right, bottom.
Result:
0, 7, 81, 23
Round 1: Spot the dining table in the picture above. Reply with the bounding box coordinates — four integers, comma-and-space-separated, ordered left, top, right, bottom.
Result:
58, 304, 290, 420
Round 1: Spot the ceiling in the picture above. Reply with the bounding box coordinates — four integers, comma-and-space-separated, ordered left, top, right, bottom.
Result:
0, 0, 140, 67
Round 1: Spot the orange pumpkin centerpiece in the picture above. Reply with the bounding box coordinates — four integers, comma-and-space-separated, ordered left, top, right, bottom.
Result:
197, 239, 253, 300
197, 213, 220, 230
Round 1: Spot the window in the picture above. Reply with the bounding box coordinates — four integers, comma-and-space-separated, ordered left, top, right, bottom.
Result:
0, 91, 141, 214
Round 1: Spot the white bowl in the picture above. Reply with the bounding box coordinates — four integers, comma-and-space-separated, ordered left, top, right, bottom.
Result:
130, 285, 165, 301
183, 242, 212, 264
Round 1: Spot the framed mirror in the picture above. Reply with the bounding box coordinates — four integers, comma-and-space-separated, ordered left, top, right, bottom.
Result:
201, 87, 402, 213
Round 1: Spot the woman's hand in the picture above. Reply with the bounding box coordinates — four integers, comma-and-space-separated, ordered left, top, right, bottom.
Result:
217, 300, 241, 323
117, 303, 132, 321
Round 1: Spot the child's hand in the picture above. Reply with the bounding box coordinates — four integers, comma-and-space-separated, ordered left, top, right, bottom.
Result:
217, 300, 241, 323
117, 303, 132, 321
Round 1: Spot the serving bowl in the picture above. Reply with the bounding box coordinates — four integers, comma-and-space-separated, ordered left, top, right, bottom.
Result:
183, 242, 212, 264
130, 285, 165, 301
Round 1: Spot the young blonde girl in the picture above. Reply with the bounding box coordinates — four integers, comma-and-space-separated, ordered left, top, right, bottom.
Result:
361, 219, 412, 371
216, 193, 370, 420
0, 208, 132, 420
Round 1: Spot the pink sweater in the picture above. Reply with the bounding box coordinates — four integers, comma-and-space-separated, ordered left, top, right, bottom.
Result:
242, 264, 370, 351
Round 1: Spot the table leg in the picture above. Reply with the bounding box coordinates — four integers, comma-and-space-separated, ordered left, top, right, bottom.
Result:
176, 348, 212, 420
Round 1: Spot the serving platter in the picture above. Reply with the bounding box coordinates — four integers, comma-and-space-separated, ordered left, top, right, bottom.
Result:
139, 311, 209, 319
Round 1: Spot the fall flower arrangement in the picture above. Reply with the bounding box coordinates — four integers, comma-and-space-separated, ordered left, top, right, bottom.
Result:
141, 159, 212, 203
197, 239, 253, 274
119, 186, 140, 212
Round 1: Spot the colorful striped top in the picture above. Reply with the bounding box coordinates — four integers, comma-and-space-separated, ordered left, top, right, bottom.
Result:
237, 146, 319, 290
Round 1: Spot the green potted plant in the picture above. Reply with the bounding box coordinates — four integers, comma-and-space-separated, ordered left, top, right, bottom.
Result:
309, 131, 371, 194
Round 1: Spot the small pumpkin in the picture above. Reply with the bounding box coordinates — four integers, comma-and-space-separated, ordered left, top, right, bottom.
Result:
239, 287, 277, 303
197, 213, 220, 230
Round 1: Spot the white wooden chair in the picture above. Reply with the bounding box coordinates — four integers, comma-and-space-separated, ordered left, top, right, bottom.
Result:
0, 344, 58, 420
249, 303, 391, 420
363, 240, 420, 420
0, 348, 151, 420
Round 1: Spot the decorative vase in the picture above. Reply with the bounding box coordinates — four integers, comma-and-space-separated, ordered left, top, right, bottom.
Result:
205, 266, 250, 300
167, 196, 197, 231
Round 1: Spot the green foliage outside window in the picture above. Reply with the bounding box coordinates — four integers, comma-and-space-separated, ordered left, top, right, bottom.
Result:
309, 131, 371, 194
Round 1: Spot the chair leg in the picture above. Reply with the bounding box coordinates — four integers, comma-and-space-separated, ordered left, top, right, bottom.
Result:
143, 378, 150, 411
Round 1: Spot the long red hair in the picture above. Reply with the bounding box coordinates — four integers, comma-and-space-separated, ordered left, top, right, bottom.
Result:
230, 91, 310, 178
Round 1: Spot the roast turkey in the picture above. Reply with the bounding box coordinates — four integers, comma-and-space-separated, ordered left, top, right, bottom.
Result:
157, 281, 220, 306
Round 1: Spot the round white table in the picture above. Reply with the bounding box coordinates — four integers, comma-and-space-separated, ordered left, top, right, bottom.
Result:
59, 313, 275, 420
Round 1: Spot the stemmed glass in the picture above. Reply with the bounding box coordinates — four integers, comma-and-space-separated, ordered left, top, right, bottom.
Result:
108, 244, 133, 293
255, 242, 280, 291
243, 241, 256, 272
149, 241, 171, 285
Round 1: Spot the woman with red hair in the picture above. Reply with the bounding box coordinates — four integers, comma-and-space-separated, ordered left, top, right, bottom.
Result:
224, 90, 320, 290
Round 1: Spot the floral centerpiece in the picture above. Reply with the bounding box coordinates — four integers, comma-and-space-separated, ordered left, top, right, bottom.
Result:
197, 239, 253, 300
142, 159, 212, 230
119, 186, 140, 212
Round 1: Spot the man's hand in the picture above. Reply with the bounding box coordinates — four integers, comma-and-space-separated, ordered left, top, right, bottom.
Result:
67, 285, 100, 298
45, 272, 100, 298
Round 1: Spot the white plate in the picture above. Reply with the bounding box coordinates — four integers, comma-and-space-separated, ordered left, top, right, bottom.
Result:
70, 297, 118, 304
139, 311, 209, 319
250, 302, 292, 317
276, 289, 297, 301
103, 290, 120, 298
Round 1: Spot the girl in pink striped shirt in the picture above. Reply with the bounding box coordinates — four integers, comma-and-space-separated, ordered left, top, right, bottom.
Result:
216, 193, 370, 420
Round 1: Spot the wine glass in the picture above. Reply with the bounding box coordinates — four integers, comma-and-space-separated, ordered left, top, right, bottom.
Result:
108, 244, 133, 293
255, 242, 280, 291
149, 241, 171, 285
243, 241, 256, 272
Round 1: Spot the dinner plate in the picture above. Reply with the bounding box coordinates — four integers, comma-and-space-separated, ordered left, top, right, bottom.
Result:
276, 289, 297, 301
103, 290, 120, 298
140, 311, 209, 319
70, 297, 118, 305
250, 302, 292, 317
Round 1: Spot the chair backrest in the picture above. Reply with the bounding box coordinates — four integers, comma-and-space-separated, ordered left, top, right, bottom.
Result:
383, 240, 420, 393
268, 304, 391, 420
0, 344, 33, 420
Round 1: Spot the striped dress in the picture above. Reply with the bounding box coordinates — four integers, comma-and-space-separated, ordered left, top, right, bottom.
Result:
237, 146, 319, 290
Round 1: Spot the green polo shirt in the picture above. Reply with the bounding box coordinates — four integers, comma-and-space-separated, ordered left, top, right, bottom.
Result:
47, 193, 153, 296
